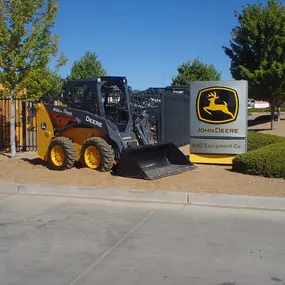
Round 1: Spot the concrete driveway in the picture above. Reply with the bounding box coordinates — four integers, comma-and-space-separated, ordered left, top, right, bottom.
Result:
0, 193, 285, 285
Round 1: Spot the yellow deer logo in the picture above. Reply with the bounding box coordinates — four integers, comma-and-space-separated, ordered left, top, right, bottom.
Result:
203, 92, 234, 118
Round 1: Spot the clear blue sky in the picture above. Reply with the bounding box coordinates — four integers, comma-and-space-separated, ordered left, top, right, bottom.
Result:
54, 0, 259, 90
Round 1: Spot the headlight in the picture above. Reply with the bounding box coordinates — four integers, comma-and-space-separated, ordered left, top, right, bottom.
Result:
97, 78, 101, 83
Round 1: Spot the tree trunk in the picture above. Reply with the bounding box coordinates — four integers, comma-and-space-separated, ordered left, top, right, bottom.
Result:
277, 106, 281, 121
10, 90, 16, 158
270, 103, 275, 130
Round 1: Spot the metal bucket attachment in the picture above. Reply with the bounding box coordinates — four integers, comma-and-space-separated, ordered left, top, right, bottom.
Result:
114, 142, 196, 180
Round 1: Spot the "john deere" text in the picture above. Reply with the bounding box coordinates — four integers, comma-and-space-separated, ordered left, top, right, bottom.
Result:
197, 127, 239, 134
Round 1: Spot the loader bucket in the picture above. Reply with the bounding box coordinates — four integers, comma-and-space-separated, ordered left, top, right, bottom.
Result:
114, 142, 196, 180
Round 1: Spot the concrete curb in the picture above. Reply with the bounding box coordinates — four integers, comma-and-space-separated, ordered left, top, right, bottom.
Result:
18, 184, 188, 204
0, 181, 285, 211
0, 182, 19, 194
188, 193, 285, 211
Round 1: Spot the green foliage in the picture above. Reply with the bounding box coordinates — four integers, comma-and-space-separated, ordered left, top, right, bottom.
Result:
0, 0, 65, 94
0, 0, 65, 156
247, 131, 285, 151
233, 142, 285, 178
172, 58, 221, 86
22, 53, 67, 100
223, 0, 285, 106
23, 68, 64, 101
68, 51, 107, 80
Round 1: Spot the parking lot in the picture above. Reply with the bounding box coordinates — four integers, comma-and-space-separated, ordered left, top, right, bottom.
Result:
1, 193, 285, 285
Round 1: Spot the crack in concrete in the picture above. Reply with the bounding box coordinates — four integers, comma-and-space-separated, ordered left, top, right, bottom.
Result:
68, 210, 154, 285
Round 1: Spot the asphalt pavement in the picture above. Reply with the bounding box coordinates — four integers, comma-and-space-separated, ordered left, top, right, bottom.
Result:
0, 193, 285, 285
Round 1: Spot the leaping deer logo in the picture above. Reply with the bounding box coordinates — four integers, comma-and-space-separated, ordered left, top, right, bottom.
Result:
203, 92, 234, 118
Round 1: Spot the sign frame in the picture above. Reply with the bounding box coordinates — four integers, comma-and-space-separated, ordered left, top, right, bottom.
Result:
189, 80, 248, 164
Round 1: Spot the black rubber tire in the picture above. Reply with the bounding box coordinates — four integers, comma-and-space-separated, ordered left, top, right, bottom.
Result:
81, 137, 114, 172
47, 137, 76, 171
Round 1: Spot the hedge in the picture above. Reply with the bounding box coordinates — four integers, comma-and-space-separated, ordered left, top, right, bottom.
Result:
233, 142, 285, 178
247, 131, 285, 152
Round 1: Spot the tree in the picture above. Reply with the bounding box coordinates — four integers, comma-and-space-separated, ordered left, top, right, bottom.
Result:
172, 58, 222, 86
223, 0, 285, 130
24, 68, 64, 101
23, 54, 67, 101
68, 51, 107, 80
0, 0, 64, 157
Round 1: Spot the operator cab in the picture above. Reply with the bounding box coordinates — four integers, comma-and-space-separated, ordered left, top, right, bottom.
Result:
62, 76, 131, 132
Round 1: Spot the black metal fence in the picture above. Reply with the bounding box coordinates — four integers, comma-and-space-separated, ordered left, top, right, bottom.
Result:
0, 98, 37, 152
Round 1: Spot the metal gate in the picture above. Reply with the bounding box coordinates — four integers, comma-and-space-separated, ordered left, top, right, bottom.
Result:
0, 99, 37, 152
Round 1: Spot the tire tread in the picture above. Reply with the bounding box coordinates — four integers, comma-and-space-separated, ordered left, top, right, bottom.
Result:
48, 137, 76, 170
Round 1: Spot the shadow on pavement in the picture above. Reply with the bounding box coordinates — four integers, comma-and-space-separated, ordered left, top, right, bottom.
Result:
248, 114, 278, 128
249, 128, 271, 132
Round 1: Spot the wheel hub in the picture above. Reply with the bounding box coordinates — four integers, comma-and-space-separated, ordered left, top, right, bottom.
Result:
51, 145, 65, 167
85, 146, 100, 169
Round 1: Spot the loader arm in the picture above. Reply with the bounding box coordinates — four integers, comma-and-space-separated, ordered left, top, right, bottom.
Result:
133, 111, 151, 146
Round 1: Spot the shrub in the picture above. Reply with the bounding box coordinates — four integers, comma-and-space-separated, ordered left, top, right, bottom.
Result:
247, 132, 285, 151
233, 142, 285, 178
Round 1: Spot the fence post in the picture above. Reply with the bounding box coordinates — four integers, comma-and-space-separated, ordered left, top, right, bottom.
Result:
160, 93, 165, 142
21, 101, 27, 151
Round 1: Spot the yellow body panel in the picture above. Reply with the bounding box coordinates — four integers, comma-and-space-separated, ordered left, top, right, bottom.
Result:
36, 103, 107, 162
190, 154, 235, 165
36, 103, 55, 161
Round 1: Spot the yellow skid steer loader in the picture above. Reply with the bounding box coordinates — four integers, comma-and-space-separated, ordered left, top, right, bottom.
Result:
36, 76, 196, 180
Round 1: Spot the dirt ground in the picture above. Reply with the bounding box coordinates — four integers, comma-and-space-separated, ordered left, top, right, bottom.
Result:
0, 112, 284, 198
0, 152, 284, 198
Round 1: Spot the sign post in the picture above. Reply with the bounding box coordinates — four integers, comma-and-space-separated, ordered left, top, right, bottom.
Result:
190, 80, 248, 164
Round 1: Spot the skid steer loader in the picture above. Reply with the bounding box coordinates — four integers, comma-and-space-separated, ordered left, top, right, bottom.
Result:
36, 76, 195, 180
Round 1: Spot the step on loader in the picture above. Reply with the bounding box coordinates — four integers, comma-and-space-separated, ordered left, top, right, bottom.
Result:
36, 76, 196, 180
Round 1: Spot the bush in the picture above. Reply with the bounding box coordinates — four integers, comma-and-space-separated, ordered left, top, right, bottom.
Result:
233, 142, 285, 178
247, 132, 285, 151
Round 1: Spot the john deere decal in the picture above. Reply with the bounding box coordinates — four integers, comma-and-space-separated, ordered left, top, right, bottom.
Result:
196, 87, 239, 124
